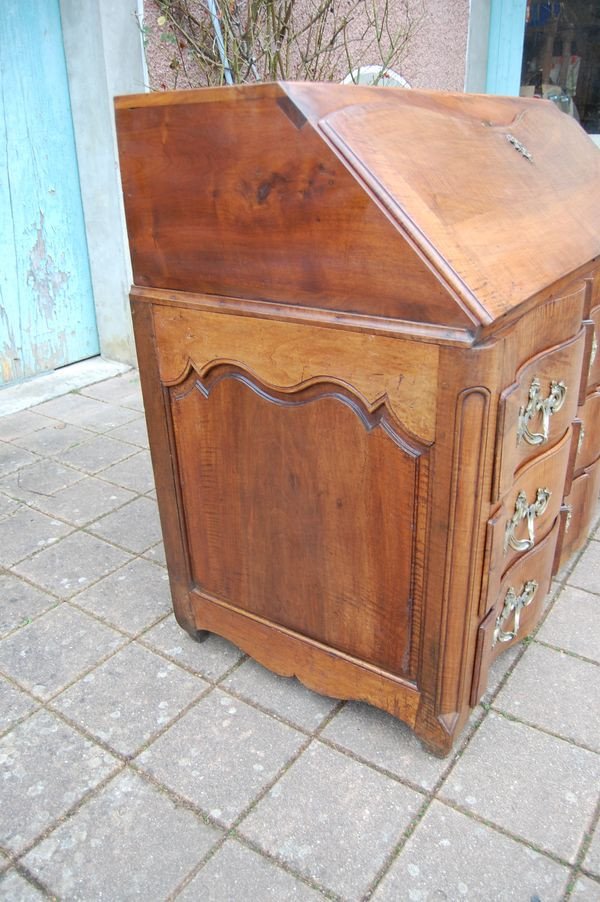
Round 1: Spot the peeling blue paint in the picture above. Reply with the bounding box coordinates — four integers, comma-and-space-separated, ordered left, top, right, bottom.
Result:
0, 0, 99, 386
27, 211, 70, 324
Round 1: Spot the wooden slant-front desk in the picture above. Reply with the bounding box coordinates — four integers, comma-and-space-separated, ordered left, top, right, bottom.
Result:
115, 83, 600, 756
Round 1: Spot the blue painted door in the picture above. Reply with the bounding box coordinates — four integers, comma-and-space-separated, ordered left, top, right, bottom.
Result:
0, 0, 99, 385
486, 0, 528, 95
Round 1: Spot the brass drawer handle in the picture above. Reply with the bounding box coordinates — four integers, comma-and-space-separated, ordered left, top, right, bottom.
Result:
493, 579, 538, 646
517, 377, 566, 446
504, 487, 551, 553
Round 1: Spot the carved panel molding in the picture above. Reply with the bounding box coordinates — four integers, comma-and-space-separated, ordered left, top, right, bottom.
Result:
167, 362, 430, 681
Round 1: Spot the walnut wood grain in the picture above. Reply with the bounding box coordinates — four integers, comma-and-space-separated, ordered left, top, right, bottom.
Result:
494, 328, 586, 500
131, 286, 474, 347
471, 517, 560, 707
576, 391, 600, 473
116, 83, 600, 757
188, 584, 421, 726
485, 427, 574, 602
115, 86, 465, 327
169, 365, 429, 679
320, 98, 600, 323
588, 306, 600, 391
152, 302, 439, 442
559, 458, 600, 566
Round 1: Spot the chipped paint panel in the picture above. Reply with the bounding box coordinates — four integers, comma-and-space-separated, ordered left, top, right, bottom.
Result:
27, 211, 69, 324
0, 63, 22, 386
0, 0, 99, 386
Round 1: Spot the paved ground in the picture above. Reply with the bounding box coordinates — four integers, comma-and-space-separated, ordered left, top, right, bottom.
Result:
0, 368, 599, 901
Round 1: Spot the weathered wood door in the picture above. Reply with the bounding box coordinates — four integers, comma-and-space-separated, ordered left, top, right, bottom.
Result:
0, 0, 99, 385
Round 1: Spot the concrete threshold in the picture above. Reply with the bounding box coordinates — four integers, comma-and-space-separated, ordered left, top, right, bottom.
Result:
0, 357, 132, 417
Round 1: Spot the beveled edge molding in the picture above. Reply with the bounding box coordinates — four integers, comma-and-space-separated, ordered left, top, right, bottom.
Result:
170, 360, 433, 452
169, 361, 431, 687
435, 385, 491, 723
130, 285, 475, 347
317, 119, 489, 330
476, 276, 590, 345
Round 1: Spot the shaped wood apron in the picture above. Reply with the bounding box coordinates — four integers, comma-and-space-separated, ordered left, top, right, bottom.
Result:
115, 83, 600, 755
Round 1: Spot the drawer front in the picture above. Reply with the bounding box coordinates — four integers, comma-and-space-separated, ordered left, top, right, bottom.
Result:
486, 428, 573, 602
575, 390, 600, 474
558, 457, 600, 567
494, 328, 586, 501
471, 517, 560, 705
588, 306, 600, 391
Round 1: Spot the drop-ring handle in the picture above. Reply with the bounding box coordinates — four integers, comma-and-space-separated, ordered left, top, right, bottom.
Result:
504, 487, 551, 553
517, 377, 566, 446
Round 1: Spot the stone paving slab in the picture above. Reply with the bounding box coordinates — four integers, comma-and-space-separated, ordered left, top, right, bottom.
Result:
238, 741, 424, 901
585, 820, 600, 878
81, 372, 144, 409
537, 584, 600, 663
1, 372, 599, 901
88, 495, 162, 553
0, 869, 45, 900
223, 658, 338, 731
99, 448, 155, 493
59, 433, 137, 475
0, 409, 49, 442
177, 839, 326, 901
0, 575, 57, 638
568, 538, 600, 595
479, 639, 522, 703
106, 415, 149, 447
143, 540, 167, 565
572, 875, 600, 900
51, 643, 208, 757
371, 800, 571, 901
10, 422, 93, 458
24, 475, 135, 527
21, 770, 220, 900
72, 557, 172, 634
0, 459, 84, 503
137, 688, 307, 827
0, 676, 39, 737
140, 614, 245, 681
31, 394, 139, 432
494, 641, 600, 751
12, 531, 132, 598
0, 359, 130, 417
0, 604, 126, 700
0, 507, 72, 567
321, 700, 451, 791
0, 443, 37, 478
440, 712, 600, 862
0, 710, 119, 853
0, 493, 21, 520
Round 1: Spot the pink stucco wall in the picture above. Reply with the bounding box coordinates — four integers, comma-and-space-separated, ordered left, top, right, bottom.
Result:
143, 0, 470, 93
401, 1, 469, 91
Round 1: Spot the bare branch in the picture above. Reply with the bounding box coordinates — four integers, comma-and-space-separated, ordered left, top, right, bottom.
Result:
148, 0, 421, 88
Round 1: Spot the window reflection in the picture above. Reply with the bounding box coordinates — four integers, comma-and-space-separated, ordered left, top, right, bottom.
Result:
521, 1, 600, 135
